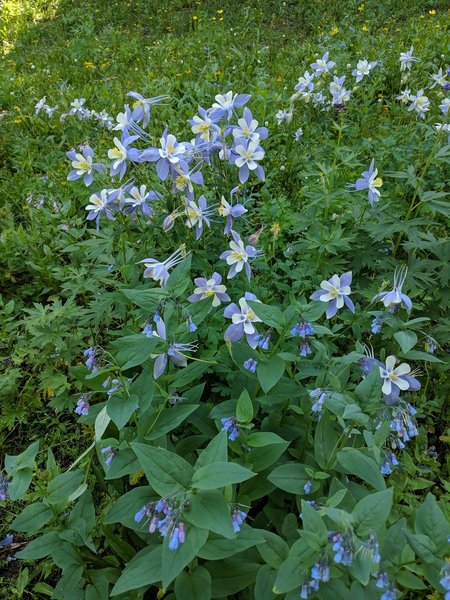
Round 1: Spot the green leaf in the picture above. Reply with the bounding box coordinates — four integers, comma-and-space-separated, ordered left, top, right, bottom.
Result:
272, 557, 307, 594
267, 463, 310, 494
254, 565, 277, 600
165, 255, 192, 296
404, 531, 439, 565
415, 493, 450, 554
301, 500, 328, 540
9, 468, 33, 501
337, 448, 386, 491
401, 350, 443, 363
5, 441, 40, 473
174, 566, 212, 600
314, 413, 339, 470
12, 502, 53, 533
236, 389, 253, 424
106, 394, 139, 429
120, 287, 168, 311
247, 301, 285, 330
257, 356, 285, 393
394, 331, 417, 353
162, 525, 208, 588
354, 366, 382, 409
183, 489, 234, 538
195, 431, 228, 469
145, 404, 199, 440
206, 559, 260, 597
191, 461, 255, 489
95, 406, 111, 442
247, 432, 286, 447
16, 532, 60, 560
352, 488, 393, 533
104, 486, 154, 529
257, 531, 289, 568
169, 361, 209, 388
132, 442, 194, 496
105, 448, 140, 480
47, 470, 84, 506
111, 334, 158, 370
111, 545, 162, 596
197, 525, 264, 560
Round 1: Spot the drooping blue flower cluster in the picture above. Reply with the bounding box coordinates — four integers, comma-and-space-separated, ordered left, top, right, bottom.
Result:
134, 498, 186, 551
221, 416, 240, 441
331, 531, 354, 565
100, 446, 117, 466
310, 388, 327, 414
300, 557, 330, 599
0, 475, 10, 501
231, 507, 247, 533
291, 320, 315, 356
440, 560, 450, 600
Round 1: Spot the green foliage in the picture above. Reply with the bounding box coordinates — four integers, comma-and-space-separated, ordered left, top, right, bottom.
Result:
1, 0, 450, 599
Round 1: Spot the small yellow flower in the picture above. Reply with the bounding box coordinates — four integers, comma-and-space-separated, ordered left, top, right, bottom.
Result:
428, 9, 436, 14
271, 223, 281, 237
217, 8, 224, 13
83, 61, 96, 69
192, 15, 198, 20
358, 3, 364, 10
331, 26, 339, 35
361, 24, 368, 31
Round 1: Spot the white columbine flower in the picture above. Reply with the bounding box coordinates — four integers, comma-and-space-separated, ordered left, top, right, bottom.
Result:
108, 137, 127, 169
429, 68, 446, 89
86, 190, 109, 214
399, 46, 420, 71
352, 59, 377, 83
379, 356, 411, 396
396, 88, 411, 104
408, 90, 430, 119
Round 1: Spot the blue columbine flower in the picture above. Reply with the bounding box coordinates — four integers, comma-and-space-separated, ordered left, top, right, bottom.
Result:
310, 272, 354, 318
310, 51, 335, 76
66, 146, 105, 186
210, 90, 251, 121
188, 272, 230, 307
243, 358, 258, 373
223, 292, 262, 348
349, 159, 383, 207
372, 266, 412, 311
231, 508, 247, 533
184, 195, 213, 240
220, 230, 259, 281
85, 189, 115, 230
140, 246, 187, 287
231, 138, 265, 184
219, 187, 248, 235
150, 317, 197, 379
221, 417, 240, 441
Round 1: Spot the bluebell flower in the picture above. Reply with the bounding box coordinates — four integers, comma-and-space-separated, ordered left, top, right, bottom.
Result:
223, 292, 262, 348
440, 561, 450, 596
380, 587, 397, 600
0, 534, 13, 547
291, 321, 315, 338
310, 558, 330, 582
168, 523, 185, 550
304, 480, 312, 494
67, 146, 105, 186
424, 336, 437, 354
231, 508, 247, 533
375, 570, 389, 589
243, 358, 258, 373
255, 332, 270, 350
349, 159, 382, 207
142, 323, 153, 337
390, 403, 418, 442
310, 272, 354, 318
83, 346, 98, 372
381, 452, 398, 475
188, 272, 230, 307
310, 389, 326, 413
0, 475, 10, 501
186, 316, 197, 332
101, 446, 117, 466
331, 532, 354, 565
363, 533, 381, 563
371, 315, 384, 334
74, 395, 90, 416
300, 341, 312, 356
221, 417, 240, 441
220, 230, 259, 280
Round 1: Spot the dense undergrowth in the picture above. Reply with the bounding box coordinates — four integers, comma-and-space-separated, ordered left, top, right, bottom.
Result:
0, 1, 449, 598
